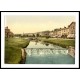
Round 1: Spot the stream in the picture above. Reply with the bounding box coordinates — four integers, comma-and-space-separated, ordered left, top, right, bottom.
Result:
25, 41, 75, 64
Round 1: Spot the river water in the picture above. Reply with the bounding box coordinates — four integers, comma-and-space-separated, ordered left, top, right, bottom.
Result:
25, 41, 75, 64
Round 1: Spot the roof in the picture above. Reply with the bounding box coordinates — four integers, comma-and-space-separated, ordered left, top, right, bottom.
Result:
68, 22, 75, 27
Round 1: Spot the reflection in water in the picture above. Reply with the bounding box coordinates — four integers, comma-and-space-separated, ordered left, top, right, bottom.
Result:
41, 42, 49, 46
45, 43, 49, 46
25, 41, 75, 64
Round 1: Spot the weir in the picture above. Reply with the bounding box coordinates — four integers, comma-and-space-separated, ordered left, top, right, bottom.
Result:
26, 48, 68, 56
25, 41, 75, 64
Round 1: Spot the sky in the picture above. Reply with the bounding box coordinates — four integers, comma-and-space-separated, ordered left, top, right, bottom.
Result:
5, 15, 75, 34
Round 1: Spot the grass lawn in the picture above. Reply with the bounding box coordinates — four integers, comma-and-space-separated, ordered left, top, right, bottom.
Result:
39, 38, 75, 48
5, 38, 30, 64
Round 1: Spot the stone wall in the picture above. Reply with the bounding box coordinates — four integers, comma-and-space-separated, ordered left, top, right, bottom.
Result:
68, 46, 75, 58
20, 48, 27, 64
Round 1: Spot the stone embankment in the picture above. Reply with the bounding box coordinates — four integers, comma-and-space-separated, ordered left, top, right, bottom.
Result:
20, 48, 27, 64
68, 46, 75, 58
20, 41, 30, 64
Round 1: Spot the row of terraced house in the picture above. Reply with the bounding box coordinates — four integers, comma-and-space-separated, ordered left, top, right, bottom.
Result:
20, 22, 75, 38
7, 22, 75, 39
49, 22, 75, 38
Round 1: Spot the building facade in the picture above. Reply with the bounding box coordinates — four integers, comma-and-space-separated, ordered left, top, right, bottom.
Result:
18, 22, 75, 39
49, 22, 75, 38
67, 22, 75, 38
5, 26, 14, 38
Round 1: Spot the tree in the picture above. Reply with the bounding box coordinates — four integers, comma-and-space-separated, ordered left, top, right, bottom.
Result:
61, 35, 67, 38
33, 34, 35, 37
46, 35, 50, 39
36, 33, 39, 37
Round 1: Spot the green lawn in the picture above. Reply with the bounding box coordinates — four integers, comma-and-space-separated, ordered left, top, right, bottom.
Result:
5, 38, 30, 64
39, 38, 75, 48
